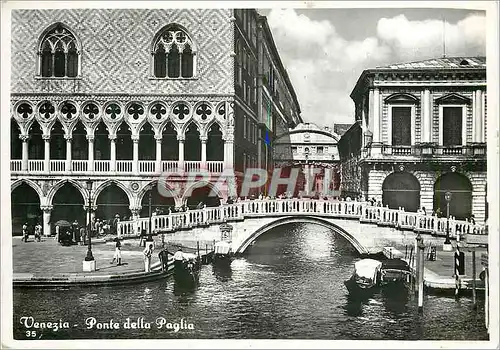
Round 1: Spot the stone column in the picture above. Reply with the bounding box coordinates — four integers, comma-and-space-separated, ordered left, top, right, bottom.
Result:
370, 88, 382, 155
132, 135, 139, 174
155, 135, 162, 173
473, 89, 484, 143
41, 205, 53, 236
43, 134, 50, 172
200, 136, 207, 170
87, 135, 94, 172
225, 135, 234, 170
65, 135, 72, 172
323, 167, 332, 197
178, 135, 185, 171
109, 135, 116, 172
304, 164, 309, 195
421, 89, 432, 143
20, 135, 29, 171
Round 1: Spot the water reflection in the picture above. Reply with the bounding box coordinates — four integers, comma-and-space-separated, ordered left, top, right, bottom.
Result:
212, 263, 232, 282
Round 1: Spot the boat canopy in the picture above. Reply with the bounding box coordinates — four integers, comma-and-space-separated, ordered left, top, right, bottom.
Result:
381, 258, 411, 271
214, 241, 232, 255
354, 259, 382, 279
182, 252, 197, 261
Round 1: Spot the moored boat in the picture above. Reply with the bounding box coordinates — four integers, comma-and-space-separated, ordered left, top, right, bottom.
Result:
380, 258, 412, 287
344, 259, 382, 295
213, 241, 233, 265
173, 252, 200, 287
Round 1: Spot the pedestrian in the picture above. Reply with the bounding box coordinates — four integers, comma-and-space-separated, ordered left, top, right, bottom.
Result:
34, 223, 41, 242
55, 224, 60, 241
22, 222, 29, 242
111, 238, 122, 266
470, 214, 476, 225
143, 244, 154, 272
112, 214, 120, 235
79, 226, 85, 245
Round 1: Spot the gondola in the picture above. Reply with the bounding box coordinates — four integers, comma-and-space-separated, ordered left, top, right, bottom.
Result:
379, 258, 412, 287
212, 241, 233, 265
344, 259, 382, 296
173, 253, 200, 287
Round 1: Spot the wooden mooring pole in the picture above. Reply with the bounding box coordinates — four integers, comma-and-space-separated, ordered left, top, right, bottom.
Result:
471, 250, 477, 309
416, 234, 425, 312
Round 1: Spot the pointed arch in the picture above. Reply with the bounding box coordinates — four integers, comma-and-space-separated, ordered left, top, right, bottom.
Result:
46, 179, 87, 206
92, 180, 134, 207
182, 180, 223, 208
151, 23, 197, 79
11, 179, 45, 203
37, 22, 81, 78
184, 121, 201, 161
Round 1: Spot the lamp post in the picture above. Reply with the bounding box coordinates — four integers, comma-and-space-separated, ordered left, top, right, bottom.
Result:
443, 191, 452, 251
83, 179, 96, 271
148, 186, 152, 238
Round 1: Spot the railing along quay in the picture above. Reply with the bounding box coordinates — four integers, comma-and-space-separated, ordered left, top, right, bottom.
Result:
117, 199, 487, 239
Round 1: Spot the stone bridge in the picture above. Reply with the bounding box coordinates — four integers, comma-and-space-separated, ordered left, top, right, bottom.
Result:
117, 199, 487, 254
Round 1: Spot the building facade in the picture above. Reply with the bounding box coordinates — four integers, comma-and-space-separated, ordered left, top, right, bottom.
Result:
9, 8, 301, 235
339, 57, 487, 222
274, 123, 341, 197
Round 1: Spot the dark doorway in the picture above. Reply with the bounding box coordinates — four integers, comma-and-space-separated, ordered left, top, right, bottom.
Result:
95, 183, 131, 222
186, 185, 221, 209
434, 172, 472, 220
140, 183, 176, 217
52, 183, 85, 231
11, 183, 41, 235
382, 172, 420, 212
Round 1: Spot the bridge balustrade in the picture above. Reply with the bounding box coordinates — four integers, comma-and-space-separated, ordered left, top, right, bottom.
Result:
116, 198, 486, 240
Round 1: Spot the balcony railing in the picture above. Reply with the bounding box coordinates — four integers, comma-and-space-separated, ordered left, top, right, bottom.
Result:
184, 161, 201, 172
383, 145, 413, 156
94, 160, 111, 172
28, 160, 44, 172
207, 161, 224, 173
116, 160, 133, 173
72, 160, 88, 172
139, 160, 156, 173
11, 160, 22, 172
162, 161, 179, 173
373, 143, 486, 158
50, 160, 65, 172
11, 159, 227, 174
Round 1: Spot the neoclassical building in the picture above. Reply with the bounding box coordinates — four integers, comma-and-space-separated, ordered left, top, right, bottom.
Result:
274, 123, 341, 197
339, 57, 487, 222
9, 8, 301, 235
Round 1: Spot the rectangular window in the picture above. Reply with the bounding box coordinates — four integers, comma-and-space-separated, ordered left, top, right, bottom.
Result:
292, 147, 297, 154
243, 115, 247, 139
442, 107, 463, 146
391, 106, 412, 146
317, 146, 324, 154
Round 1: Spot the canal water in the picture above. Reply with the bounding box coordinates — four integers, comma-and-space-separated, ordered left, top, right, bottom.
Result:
13, 223, 488, 340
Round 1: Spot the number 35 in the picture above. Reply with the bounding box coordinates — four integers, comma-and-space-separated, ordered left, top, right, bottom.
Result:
26, 330, 36, 338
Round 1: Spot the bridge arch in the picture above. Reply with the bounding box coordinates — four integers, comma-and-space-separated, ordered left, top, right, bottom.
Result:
236, 216, 368, 255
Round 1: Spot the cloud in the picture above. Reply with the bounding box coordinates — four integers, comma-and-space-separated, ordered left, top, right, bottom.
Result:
266, 9, 486, 127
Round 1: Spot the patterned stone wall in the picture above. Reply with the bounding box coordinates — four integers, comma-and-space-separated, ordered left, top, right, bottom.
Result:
11, 8, 234, 95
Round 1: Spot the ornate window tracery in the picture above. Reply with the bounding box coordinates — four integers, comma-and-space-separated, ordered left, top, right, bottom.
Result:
153, 25, 195, 78
38, 23, 79, 78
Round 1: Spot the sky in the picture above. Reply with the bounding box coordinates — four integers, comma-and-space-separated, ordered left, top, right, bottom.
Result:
258, 7, 486, 128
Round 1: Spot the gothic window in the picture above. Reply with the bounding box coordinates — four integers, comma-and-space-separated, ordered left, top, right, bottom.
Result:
391, 107, 411, 146
38, 23, 79, 78
153, 26, 195, 78
442, 107, 463, 146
